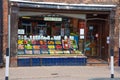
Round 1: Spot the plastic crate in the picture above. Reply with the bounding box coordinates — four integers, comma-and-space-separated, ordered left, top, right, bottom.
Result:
17, 57, 87, 66
31, 58, 41, 66
17, 58, 31, 66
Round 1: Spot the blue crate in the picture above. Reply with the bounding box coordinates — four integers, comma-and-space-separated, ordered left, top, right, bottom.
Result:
17, 57, 87, 66
17, 58, 31, 66
31, 58, 41, 66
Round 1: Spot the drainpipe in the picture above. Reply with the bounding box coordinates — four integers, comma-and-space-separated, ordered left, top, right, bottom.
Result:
119, 0, 120, 67
0, 0, 3, 67
110, 9, 115, 78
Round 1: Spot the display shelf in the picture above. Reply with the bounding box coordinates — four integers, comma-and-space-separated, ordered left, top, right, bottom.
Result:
41, 50, 49, 54
17, 35, 82, 55
25, 50, 33, 55
17, 56, 87, 66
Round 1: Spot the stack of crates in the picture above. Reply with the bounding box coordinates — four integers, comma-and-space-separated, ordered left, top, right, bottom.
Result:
17, 57, 87, 66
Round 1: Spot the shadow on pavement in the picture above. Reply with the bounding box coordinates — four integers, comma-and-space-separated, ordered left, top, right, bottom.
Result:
89, 78, 120, 80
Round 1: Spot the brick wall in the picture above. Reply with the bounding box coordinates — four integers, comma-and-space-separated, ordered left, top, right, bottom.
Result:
2, 0, 120, 66
3, 0, 8, 58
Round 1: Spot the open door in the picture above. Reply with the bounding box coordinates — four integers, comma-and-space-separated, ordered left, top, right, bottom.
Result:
86, 18, 109, 61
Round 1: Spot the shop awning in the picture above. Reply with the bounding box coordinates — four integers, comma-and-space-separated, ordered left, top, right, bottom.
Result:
10, 0, 116, 11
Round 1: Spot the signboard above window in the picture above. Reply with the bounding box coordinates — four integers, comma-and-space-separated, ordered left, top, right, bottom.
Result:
18, 29, 25, 34
44, 17, 62, 21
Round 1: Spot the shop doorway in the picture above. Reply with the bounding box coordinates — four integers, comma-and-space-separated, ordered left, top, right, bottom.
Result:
86, 14, 109, 64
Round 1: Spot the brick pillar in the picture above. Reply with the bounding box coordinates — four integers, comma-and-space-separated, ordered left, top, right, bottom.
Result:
3, 0, 8, 65
10, 6, 19, 67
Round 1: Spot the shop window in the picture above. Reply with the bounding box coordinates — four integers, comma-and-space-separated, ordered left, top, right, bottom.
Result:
17, 16, 85, 56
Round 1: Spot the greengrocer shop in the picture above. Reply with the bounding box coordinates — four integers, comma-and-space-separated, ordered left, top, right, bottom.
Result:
10, 1, 116, 66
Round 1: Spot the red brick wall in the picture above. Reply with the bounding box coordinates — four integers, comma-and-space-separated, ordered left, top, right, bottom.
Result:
3, 0, 8, 57
2, 0, 120, 66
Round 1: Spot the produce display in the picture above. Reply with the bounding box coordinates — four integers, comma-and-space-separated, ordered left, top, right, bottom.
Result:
33, 45, 40, 49
48, 45, 55, 49
62, 40, 70, 49
17, 35, 83, 55
55, 40, 61, 44
40, 45, 48, 50
32, 40, 39, 44
55, 45, 62, 50
25, 44, 32, 50
18, 45, 24, 49
40, 40, 47, 45
70, 40, 78, 49
18, 40, 23, 44
47, 40, 54, 45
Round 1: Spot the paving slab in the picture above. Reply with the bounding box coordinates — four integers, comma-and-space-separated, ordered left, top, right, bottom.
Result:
0, 66, 120, 80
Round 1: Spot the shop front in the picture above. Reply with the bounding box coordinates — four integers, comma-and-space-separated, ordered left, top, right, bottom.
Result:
10, 1, 116, 66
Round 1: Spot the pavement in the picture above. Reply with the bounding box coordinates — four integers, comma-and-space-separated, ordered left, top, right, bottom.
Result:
0, 66, 120, 80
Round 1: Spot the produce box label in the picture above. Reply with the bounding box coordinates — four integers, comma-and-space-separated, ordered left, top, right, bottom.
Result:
55, 50, 63, 54
17, 50, 24, 55
49, 50, 55, 54
25, 50, 33, 54
33, 50, 40, 54
41, 50, 48, 54
64, 50, 70, 54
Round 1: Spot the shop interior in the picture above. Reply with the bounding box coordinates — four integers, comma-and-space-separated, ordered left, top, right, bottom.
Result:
17, 12, 109, 61
17, 13, 86, 56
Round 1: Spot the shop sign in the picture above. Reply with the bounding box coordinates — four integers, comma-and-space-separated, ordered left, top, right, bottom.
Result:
18, 29, 24, 34
44, 17, 62, 21
80, 36, 84, 39
80, 29, 84, 35
107, 36, 110, 44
